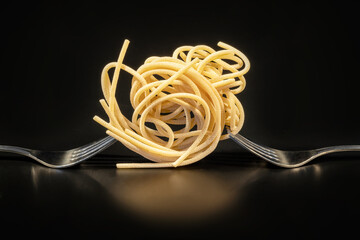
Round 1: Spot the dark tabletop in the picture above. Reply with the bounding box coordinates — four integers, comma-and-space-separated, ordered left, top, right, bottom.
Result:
1, 153, 359, 239
1, 1, 359, 239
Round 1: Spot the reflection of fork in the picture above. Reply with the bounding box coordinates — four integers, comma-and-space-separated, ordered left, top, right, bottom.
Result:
228, 130, 360, 168
0, 136, 116, 168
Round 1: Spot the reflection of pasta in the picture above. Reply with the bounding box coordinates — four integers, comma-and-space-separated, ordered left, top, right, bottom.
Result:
93, 39, 250, 168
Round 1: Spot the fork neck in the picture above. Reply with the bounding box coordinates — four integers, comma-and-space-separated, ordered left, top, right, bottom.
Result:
316, 145, 360, 156
0, 145, 32, 157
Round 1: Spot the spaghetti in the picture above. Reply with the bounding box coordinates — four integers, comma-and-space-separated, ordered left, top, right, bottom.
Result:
93, 39, 250, 168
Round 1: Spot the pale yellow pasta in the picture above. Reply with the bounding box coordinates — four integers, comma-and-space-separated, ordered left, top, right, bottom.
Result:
93, 39, 250, 168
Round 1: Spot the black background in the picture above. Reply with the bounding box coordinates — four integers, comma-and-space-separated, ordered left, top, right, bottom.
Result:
1, 1, 360, 239
0, 0, 359, 155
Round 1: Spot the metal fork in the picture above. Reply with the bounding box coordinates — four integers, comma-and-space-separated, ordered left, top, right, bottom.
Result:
0, 136, 116, 168
228, 130, 360, 168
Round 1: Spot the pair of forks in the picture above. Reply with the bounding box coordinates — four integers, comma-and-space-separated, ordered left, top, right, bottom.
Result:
1, 130, 359, 168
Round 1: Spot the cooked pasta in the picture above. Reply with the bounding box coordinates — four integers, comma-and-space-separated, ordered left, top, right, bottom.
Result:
93, 39, 250, 168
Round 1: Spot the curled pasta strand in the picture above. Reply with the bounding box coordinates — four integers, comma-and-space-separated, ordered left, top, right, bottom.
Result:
93, 39, 250, 168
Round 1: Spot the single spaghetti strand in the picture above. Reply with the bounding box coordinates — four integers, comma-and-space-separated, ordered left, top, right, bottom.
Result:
109, 40, 130, 112
93, 39, 250, 168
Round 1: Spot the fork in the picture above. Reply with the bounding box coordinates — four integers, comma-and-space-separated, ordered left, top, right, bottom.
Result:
0, 136, 116, 168
228, 130, 360, 168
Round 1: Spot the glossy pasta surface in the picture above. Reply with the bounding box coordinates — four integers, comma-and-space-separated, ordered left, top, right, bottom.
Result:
94, 40, 250, 168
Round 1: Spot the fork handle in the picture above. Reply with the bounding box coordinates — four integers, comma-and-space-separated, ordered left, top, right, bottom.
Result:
0, 145, 31, 157
317, 145, 360, 156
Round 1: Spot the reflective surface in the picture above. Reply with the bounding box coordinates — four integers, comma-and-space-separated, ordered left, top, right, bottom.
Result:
230, 132, 360, 167
1, 154, 360, 239
0, 136, 116, 168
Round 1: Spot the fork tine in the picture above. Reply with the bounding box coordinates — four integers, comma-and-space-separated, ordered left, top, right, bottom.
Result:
237, 134, 278, 158
73, 137, 114, 157
228, 132, 280, 161
71, 136, 115, 160
242, 139, 278, 161
73, 136, 114, 154
70, 145, 104, 162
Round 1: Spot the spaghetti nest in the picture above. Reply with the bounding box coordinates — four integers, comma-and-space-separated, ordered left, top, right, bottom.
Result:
94, 40, 250, 168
